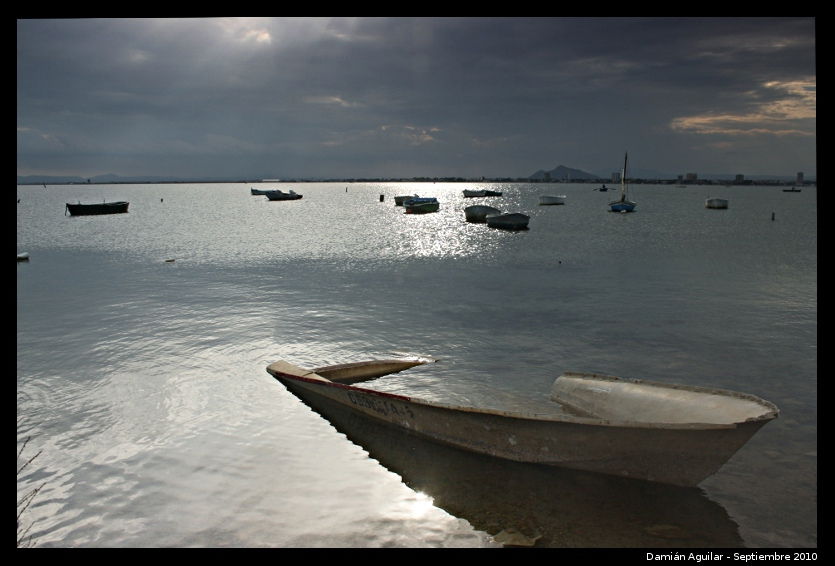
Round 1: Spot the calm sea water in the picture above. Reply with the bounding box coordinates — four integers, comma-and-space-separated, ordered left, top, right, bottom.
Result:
17, 181, 816, 548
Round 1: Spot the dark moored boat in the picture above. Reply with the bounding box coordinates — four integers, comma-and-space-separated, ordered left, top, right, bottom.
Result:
65, 201, 130, 216
486, 212, 530, 230
404, 197, 439, 214
394, 194, 419, 206
264, 189, 303, 201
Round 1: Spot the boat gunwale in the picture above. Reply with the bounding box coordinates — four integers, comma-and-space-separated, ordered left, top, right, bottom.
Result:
267, 362, 776, 430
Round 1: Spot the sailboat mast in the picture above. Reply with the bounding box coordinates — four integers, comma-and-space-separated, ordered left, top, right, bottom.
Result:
621, 152, 628, 201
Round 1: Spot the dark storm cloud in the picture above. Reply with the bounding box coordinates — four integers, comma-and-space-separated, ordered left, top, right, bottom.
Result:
17, 17, 815, 179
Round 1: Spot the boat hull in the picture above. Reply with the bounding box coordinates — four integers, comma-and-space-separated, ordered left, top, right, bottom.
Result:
405, 204, 439, 214
65, 201, 129, 215
705, 198, 728, 209
609, 200, 636, 213
539, 195, 566, 205
265, 190, 302, 201
404, 198, 439, 214
267, 362, 775, 486
486, 213, 529, 230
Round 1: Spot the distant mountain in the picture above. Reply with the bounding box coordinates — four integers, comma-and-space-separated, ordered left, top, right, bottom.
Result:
17, 174, 90, 185
529, 165, 601, 181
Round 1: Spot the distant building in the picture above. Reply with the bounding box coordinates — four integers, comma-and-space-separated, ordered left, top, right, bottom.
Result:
685, 173, 698, 182
735, 174, 745, 184
611, 172, 621, 183
796, 172, 804, 184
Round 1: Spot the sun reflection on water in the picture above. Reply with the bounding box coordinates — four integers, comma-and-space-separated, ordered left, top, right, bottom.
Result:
403, 490, 437, 519
382, 184, 517, 260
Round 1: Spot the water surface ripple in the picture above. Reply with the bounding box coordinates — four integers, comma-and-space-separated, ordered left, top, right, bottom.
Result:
17, 182, 816, 547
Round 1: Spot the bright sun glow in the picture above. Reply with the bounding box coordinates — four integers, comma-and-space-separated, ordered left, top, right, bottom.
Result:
406, 491, 436, 518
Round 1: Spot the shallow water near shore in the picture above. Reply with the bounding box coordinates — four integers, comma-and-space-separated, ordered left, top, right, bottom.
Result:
17, 181, 816, 547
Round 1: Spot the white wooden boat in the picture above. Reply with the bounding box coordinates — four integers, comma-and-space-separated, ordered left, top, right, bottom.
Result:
486, 213, 530, 230
464, 205, 502, 223
705, 198, 729, 209
539, 195, 566, 205
266, 359, 779, 486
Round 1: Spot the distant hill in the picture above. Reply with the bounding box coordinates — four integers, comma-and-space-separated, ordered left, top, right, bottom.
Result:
529, 165, 601, 181
18, 175, 91, 185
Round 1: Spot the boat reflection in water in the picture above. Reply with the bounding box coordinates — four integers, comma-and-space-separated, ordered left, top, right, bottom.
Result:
281, 389, 744, 548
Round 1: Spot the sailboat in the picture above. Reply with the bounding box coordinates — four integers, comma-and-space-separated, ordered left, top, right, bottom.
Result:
609, 152, 636, 213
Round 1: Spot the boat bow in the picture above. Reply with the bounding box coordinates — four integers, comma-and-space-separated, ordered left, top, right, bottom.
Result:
268, 356, 434, 385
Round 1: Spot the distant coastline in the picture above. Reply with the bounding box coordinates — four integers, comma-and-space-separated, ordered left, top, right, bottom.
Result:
17, 174, 815, 187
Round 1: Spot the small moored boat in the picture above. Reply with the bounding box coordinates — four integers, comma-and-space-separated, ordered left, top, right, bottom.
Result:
705, 197, 729, 209
486, 212, 530, 230
394, 194, 419, 206
782, 187, 802, 193
251, 187, 271, 195
17, 252, 30, 261
464, 205, 502, 223
608, 153, 636, 213
265, 189, 302, 201
463, 189, 503, 198
539, 195, 566, 205
404, 197, 440, 214
65, 201, 129, 216
266, 358, 779, 486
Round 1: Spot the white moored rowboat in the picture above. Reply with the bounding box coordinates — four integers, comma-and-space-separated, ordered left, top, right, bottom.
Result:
267, 357, 778, 486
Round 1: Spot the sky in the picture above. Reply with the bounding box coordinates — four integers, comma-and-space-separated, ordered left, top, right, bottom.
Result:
17, 17, 816, 180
